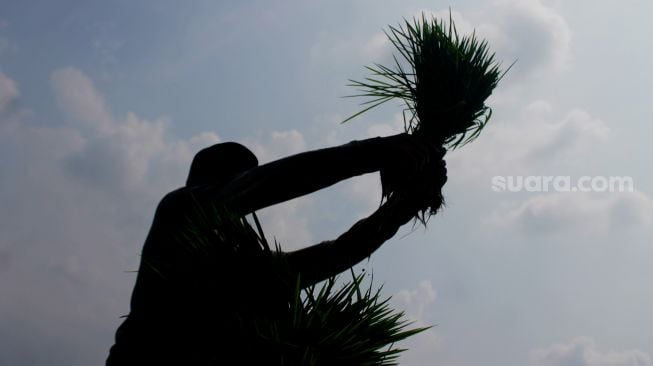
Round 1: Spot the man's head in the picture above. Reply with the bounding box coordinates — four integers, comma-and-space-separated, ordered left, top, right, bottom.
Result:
186, 142, 258, 187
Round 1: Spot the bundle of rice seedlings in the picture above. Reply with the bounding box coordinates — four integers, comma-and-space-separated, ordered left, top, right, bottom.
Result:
345, 13, 510, 148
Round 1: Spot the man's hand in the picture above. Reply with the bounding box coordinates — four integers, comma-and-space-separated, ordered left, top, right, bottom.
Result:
403, 156, 447, 214
380, 134, 447, 213
380, 134, 443, 175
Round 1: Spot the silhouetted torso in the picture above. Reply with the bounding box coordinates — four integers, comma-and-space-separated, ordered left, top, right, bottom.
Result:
108, 187, 287, 364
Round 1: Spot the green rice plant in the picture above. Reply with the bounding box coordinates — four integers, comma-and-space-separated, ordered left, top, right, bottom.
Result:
345, 13, 510, 149
254, 271, 428, 366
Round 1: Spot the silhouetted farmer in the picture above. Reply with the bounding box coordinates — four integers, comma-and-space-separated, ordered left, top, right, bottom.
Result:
107, 134, 447, 365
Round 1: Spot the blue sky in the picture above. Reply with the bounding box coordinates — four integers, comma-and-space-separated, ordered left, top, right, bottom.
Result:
1, 1, 652, 365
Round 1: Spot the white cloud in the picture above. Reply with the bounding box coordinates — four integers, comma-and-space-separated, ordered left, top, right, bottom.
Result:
64, 112, 169, 191
242, 129, 313, 250
0, 71, 18, 113
365, 113, 405, 138
487, 191, 653, 236
243, 129, 307, 164
449, 101, 609, 179
361, 32, 390, 60
50, 67, 113, 134
0, 68, 225, 365
412, 0, 570, 83
256, 196, 313, 251
392, 280, 442, 366
525, 107, 610, 163
394, 280, 437, 321
345, 173, 382, 212
459, 0, 571, 78
531, 337, 651, 366
48, 67, 223, 193
339, 113, 404, 212
495, 0, 572, 76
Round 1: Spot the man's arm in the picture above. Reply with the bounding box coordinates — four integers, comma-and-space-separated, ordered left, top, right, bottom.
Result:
211, 134, 436, 216
284, 158, 447, 288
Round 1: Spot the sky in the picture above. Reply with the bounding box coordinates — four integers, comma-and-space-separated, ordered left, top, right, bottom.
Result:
1, 0, 652, 365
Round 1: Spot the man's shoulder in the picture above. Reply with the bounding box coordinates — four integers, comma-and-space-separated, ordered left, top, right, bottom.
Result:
156, 187, 195, 214
157, 186, 227, 217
